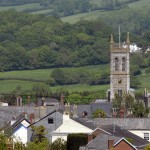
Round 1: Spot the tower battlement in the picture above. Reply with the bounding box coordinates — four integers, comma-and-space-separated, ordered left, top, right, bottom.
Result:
110, 33, 130, 101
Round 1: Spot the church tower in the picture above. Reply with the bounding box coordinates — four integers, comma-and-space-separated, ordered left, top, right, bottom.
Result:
110, 33, 130, 101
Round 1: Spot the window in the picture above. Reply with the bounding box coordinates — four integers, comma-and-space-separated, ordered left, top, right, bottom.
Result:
144, 133, 149, 140
118, 90, 122, 97
48, 117, 53, 124
122, 57, 126, 71
82, 111, 88, 117
115, 58, 119, 71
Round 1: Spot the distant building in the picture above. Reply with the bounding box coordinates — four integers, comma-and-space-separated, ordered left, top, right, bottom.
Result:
129, 43, 142, 53
110, 33, 130, 101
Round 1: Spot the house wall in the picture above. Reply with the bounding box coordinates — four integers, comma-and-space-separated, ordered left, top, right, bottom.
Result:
27, 111, 63, 142
13, 126, 27, 144
129, 130, 150, 142
115, 140, 135, 150
51, 115, 93, 142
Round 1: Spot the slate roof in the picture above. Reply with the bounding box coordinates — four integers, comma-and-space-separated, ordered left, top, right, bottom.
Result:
85, 133, 121, 150
4, 115, 30, 136
0, 105, 59, 128
94, 118, 150, 130
0, 106, 34, 128
100, 124, 149, 147
82, 124, 149, 150
37, 98, 59, 106
72, 117, 96, 130
72, 102, 112, 118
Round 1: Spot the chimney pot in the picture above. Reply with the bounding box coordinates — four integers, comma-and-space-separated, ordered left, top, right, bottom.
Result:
108, 139, 114, 150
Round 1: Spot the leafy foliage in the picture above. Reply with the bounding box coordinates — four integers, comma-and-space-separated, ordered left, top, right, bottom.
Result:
0, 10, 111, 71
92, 109, 106, 118
145, 144, 150, 150
132, 101, 149, 118
67, 134, 88, 150
50, 138, 66, 150
31, 126, 47, 143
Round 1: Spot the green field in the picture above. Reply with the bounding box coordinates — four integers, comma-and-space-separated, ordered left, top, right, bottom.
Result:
128, 0, 150, 9
61, 10, 110, 24
0, 64, 109, 94
0, 3, 43, 12
61, 0, 150, 24
0, 64, 149, 94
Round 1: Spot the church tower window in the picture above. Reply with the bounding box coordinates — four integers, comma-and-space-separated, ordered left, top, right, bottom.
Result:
115, 57, 119, 71
122, 57, 126, 71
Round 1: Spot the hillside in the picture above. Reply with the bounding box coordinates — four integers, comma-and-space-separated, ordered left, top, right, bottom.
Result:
61, 0, 150, 33
0, 64, 149, 94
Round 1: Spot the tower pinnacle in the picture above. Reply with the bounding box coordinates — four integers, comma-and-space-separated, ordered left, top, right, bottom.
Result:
126, 32, 130, 44
110, 34, 114, 44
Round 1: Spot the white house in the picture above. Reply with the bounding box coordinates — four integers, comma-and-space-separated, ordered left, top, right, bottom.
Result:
13, 120, 30, 144
50, 114, 93, 142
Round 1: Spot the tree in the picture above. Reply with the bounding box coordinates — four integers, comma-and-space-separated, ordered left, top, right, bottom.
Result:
31, 126, 47, 143
132, 101, 148, 118
92, 109, 106, 118
50, 138, 66, 150
67, 93, 82, 104
67, 134, 88, 150
145, 144, 150, 150
0, 134, 7, 150
31, 83, 51, 101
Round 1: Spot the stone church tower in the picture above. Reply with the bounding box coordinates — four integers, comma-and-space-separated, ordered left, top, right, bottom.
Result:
110, 33, 130, 101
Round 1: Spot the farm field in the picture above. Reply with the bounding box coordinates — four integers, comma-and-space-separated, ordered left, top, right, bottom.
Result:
61, 0, 150, 24
0, 3, 44, 12
0, 64, 149, 94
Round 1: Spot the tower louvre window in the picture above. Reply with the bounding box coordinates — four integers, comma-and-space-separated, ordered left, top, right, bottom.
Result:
118, 90, 122, 97
115, 57, 119, 71
122, 57, 126, 71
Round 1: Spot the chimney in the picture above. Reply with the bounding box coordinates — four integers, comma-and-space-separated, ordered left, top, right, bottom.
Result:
119, 107, 125, 118
17, 96, 22, 106
60, 93, 65, 105
42, 97, 45, 106
73, 104, 78, 118
29, 113, 35, 124
64, 103, 70, 115
27, 96, 30, 105
108, 139, 114, 150
88, 134, 93, 142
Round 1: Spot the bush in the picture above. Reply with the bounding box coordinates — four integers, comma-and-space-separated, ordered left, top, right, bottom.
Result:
67, 134, 88, 150
92, 109, 106, 118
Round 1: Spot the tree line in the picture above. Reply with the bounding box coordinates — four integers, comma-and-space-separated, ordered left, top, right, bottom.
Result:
0, 10, 111, 71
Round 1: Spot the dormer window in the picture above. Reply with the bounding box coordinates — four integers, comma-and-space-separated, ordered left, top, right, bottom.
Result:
48, 117, 53, 124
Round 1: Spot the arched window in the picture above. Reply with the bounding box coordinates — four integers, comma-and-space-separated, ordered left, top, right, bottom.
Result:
48, 117, 53, 124
122, 57, 126, 71
115, 57, 119, 71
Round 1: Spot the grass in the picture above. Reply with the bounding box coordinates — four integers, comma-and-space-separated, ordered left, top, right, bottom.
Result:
128, 0, 150, 9
0, 3, 44, 12
0, 80, 37, 94
0, 64, 110, 94
137, 73, 150, 90
0, 64, 149, 94
31, 9, 52, 15
61, 0, 150, 24
0, 64, 109, 81
61, 10, 109, 24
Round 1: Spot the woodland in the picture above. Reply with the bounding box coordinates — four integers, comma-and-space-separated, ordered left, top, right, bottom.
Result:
0, 0, 149, 103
